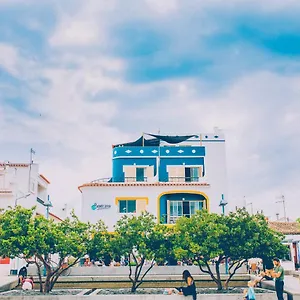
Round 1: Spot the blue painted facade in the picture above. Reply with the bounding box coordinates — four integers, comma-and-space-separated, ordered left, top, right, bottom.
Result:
112, 146, 206, 182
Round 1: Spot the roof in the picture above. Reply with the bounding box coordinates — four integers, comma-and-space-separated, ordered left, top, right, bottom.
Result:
0, 163, 29, 167
0, 190, 12, 194
269, 221, 300, 235
78, 182, 210, 192
39, 174, 51, 184
49, 212, 63, 222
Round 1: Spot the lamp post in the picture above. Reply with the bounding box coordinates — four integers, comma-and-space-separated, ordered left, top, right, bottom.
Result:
219, 194, 228, 274
43, 195, 53, 277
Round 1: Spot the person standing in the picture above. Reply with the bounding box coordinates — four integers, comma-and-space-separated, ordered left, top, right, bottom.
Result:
272, 257, 284, 300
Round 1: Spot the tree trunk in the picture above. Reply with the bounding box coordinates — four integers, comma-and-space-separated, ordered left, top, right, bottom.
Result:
131, 283, 137, 293
215, 261, 223, 290
43, 269, 52, 293
34, 261, 43, 293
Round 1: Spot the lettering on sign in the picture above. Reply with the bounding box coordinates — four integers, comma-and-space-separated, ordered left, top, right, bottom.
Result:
91, 203, 111, 211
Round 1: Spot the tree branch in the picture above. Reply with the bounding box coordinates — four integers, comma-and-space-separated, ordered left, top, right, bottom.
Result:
197, 259, 211, 275
128, 254, 134, 284
136, 258, 155, 289
33, 256, 43, 293
49, 258, 80, 291
136, 257, 145, 282
204, 260, 220, 285
225, 259, 246, 289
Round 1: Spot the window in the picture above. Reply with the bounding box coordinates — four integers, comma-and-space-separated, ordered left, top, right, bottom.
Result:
136, 167, 145, 182
170, 201, 183, 217
168, 200, 203, 224
185, 167, 199, 182
119, 200, 136, 213
189, 201, 203, 215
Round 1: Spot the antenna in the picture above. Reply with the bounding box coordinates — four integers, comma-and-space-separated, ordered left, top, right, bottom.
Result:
246, 202, 253, 215
276, 195, 287, 222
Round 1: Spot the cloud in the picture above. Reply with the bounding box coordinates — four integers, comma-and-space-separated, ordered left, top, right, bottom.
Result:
0, 43, 19, 75
1, 0, 300, 221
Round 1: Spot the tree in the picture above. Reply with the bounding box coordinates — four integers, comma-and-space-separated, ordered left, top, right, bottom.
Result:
87, 220, 111, 263
174, 209, 288, 290
112, 212, 174, 293
0, 206, 93, 293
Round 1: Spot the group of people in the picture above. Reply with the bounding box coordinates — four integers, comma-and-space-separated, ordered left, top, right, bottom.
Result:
18, 264, 34, 290
244, 257, 285, 300
16, 257, 285, 300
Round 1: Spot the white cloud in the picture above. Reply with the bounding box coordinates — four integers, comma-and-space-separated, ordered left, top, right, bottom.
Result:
145, 0, 178, 15
0, 43, 19, 75
116, 71, 300, 220
1, 0, 300, 222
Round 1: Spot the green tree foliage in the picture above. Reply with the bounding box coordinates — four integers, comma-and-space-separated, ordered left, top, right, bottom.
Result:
0, 206, 95, 293
174, 209, 288, 290
112, 212, 174, 293
87, 220, 111, 262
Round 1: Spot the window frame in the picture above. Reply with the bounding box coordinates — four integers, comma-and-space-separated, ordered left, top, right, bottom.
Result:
118, 199, 136, 214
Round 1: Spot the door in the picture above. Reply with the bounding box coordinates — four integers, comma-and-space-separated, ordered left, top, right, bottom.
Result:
169, 201, 183, 223
136, 168, 145, 182
185, 168, 191, 182
183, 201, 190, 217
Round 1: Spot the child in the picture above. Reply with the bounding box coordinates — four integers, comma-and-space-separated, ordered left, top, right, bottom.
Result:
22, 276, 34, 290
243, 281, 256, 300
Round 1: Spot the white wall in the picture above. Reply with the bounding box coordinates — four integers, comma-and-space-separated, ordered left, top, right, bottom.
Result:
80, 132, 228, 230
203, 140, 228, 213
82, 184, 213, 231
0, 164, 49, 215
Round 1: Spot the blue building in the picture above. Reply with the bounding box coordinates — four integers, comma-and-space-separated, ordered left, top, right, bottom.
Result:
79, 131, 227, 230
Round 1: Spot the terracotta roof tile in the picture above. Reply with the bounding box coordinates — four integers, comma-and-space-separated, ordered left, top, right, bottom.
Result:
0, 190, 12, 194
39, 174, 51, 184
0, 163, 29, 167
268, 221, 300, 235
78, 182, 210, 192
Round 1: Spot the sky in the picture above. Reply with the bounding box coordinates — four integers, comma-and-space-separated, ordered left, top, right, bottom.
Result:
0, 0, 300, 221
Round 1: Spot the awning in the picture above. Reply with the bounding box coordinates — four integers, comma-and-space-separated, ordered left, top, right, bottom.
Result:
113, 133, 198, 148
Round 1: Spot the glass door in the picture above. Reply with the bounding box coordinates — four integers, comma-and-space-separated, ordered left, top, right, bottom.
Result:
189, 201, 203, 215
169, 201, 183, 223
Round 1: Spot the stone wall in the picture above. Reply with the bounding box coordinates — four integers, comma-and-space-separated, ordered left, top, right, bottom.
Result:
0, 294, 275, 300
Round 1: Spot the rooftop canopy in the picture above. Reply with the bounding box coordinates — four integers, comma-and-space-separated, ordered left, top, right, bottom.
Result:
113, 133, 198, 148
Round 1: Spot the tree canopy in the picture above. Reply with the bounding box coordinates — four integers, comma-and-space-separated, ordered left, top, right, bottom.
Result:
112, 212, 174, 292
0, 206, 95, 293
174, 209, 288, 290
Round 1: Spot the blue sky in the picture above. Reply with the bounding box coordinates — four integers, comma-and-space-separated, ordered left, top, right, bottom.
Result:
1, 0, 300, 220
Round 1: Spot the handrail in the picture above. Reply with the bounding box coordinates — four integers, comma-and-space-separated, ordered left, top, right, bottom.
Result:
168, 176, 200, 182
90, 178, 112, 183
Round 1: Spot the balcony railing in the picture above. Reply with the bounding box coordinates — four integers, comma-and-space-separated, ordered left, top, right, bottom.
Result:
161, 214, 193, 224
168, 176, 200, 182
90, 178, 112, 183
124, 177, 148, 182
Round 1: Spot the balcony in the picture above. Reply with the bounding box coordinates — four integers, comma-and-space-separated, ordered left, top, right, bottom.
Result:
161, 214, 192, 224
168, 176, 200, 183
124, 177, 148, 183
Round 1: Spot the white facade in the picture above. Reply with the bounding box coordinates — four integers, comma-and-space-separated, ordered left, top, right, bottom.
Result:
0, 162, 51, 215
79, 131, 227, 231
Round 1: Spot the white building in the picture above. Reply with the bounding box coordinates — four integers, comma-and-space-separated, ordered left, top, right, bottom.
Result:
79, 131, 228, 231
0, 161, 55, 275
0, 162, 51, 216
